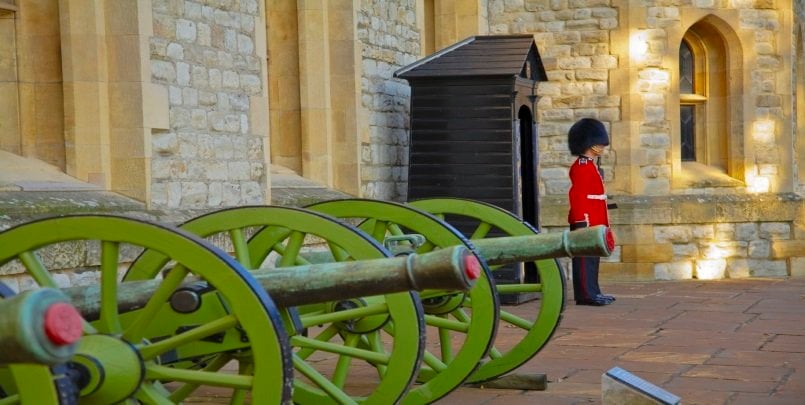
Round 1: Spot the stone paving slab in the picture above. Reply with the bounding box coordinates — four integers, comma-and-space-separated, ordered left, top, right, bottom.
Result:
432, 278, 805, 404
183, 278, 805, 404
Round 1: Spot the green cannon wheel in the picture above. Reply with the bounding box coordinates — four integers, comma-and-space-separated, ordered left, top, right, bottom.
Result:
0, 284, 67, 405
126, 206, 425, 405
0, 215, 292, 404
409, 197, 566, 383
306, 199, 499, 404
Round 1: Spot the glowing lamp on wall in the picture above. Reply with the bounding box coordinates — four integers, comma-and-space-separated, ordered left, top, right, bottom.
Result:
630, 32, 649, 63
747, 174, 770, 193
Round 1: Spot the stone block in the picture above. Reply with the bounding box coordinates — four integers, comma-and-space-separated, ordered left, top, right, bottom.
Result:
695, 259, 726, 279
600, 262, 655, 281
749, 260, 788, 277
700, 241, 748, 259
672, 243, 699, 259
726, 259, 757, 278
714, 223, 735, 241
771, 240, 805, 259
30, 34, 63, 82
0, 82, 20, 151
759, 222, 791, 240
791, 258, 805, 277
748, 240, 770, 258
107, 35, 143, 82
608, 225, 653, 245
654, 225, 691, 243
621, 243, 673, 263
655, 261, 692, 280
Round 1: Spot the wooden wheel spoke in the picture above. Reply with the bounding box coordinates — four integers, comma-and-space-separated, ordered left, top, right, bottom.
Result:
278, 231, 306, 267
294, 324, 339, 360
361, 331, 388, 376
470, 222, 493, 239
387, 223, 404, 236
327, 241, 352, 262
496, 282, 543, 294
452, 307, 472, 324
488, 346, 503, 359
422, 350, 448, 373
419, 240, 436, 252
138, 315, 238, 360
228, 228, 252, 266
299, 302, 389, 328
291, 335, 391, 365
424, 314, 470, 333
98, 241, 122, 334
18, 251, 58, 288
123, 264, 190, 342
332, 333, 360, 388
229, 361, 254, 404
0, 394, 20, 405
146, 364, 252, 389
18, 251, 98, 335
292, 354, 357, 405
168, 354, 232, 402
438, 315, 454, 363
499, 309, 534, 330
370, 220, 389, 241
135, 384, 174, 405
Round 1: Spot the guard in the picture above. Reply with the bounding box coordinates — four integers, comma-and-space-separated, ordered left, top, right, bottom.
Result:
567, 118, 616, 306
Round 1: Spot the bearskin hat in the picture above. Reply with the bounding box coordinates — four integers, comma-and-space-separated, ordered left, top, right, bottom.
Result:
568, 118, 609, 156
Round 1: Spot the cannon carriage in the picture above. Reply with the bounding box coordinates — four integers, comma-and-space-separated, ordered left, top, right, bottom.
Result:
0, 199, 613, 404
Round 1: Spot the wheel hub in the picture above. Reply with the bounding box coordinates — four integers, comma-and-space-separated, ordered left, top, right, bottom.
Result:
422, 293, 466, 315
330, 298, 389, 333
67, 335, 145, 404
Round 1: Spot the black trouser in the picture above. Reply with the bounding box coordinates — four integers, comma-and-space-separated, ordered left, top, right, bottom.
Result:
570, 222, 602, 301
571, 255, 602, 302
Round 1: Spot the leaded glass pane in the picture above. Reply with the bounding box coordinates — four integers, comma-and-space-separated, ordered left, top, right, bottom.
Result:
681, 105, 695, 161
679, 41, 693, 94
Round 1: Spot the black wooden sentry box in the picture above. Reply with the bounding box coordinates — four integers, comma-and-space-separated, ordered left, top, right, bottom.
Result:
396, 35, 549, 304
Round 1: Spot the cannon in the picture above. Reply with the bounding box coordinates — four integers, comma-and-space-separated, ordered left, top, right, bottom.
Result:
160, 203, 612, 404
0, 214, 478, 405
306, 198, 614, 402
0, 287, 83, 365
0, 202, 612, 404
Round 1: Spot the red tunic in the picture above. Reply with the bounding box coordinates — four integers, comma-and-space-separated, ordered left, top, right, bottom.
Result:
568, 156, 609, 227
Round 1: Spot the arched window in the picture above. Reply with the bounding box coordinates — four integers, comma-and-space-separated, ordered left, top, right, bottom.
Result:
675, 18, 742, 188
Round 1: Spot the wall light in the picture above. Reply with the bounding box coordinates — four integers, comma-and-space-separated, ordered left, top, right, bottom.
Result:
630, 31, 649, 63
746, 170, 770, 193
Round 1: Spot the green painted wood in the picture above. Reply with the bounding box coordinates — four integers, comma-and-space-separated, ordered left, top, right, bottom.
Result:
0, 215, 292, 404
126, 206, 426, 405
306, 199, 500, 405
409, 197, 569, 383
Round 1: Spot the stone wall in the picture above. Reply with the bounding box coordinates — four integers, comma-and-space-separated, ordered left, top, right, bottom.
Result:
541, 193, 805, 280
357, 0, 420, 201
149, 0, 267, 208
484, 0, 803, 278
488, 0, 794, 197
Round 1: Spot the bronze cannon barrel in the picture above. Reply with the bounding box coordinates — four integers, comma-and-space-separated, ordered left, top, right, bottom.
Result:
62, 245, 480, 319
0, 288, 83, 365
470, 225, 615, 265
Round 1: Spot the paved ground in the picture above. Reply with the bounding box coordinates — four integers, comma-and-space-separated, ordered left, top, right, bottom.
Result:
438, 278, 805, 404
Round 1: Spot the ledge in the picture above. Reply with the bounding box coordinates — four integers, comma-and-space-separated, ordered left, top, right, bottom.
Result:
540, 192, 804, 227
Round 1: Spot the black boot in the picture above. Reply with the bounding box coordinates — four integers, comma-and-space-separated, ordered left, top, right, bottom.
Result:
576, 296, 610, 306
597, 294, 616, 302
